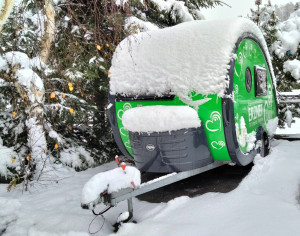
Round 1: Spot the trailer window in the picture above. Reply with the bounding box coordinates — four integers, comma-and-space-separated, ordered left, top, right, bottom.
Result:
254, 66, 267, 97
245, 67, 252, 93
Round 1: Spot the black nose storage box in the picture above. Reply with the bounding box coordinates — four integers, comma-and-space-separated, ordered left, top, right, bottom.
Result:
129, 126, 213, 173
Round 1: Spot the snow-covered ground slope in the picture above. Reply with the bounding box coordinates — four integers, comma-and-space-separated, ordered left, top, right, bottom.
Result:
276, 117, 300, 134
115, 140, 300, 236
1, 137, 300, 235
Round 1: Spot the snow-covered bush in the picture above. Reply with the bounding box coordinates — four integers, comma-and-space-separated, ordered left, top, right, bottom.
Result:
283, 59, 300, 80
250, 1, 300, 128
0, 0, 224, 187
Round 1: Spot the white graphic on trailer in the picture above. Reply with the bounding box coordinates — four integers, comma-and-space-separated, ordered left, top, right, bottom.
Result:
234, 68, 239, 77
118, 103, 133, 150
120, 127, 126, 137
237, 116, 247, 148
124, 141, 131, 149
205, 111, 222, 132
238, 52, 244, 77
234, 84, 239, 104
264, 84, 273, 124
117, 103, 132, 120
211, 141, 225, 150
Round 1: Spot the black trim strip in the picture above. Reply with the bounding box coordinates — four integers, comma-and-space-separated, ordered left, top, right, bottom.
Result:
115, 94, 175, 102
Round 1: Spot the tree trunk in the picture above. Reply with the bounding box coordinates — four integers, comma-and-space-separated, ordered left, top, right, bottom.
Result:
0, 0, 15, 33
12, 66, 48, 187
40, 0, 55, 64
0, 0, 55, 186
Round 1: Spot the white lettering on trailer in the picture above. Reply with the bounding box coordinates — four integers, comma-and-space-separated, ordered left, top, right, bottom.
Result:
264, 84, 274, 124
248, 104, 263, 122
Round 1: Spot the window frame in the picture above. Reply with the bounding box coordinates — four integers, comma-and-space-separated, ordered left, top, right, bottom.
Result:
254, 66, 267, 97
245, 67, 252, 93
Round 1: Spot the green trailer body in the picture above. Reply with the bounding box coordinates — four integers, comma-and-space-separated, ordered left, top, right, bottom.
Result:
108, 20, 278, 173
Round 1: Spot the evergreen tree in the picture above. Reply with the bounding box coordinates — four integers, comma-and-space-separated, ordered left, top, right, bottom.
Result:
250, 0, 262, 25
249, 1, 300, 128
250, 1, 300, 128
260, 1, 279, 48
0, 0, 224, 185
250, 0, 279, 48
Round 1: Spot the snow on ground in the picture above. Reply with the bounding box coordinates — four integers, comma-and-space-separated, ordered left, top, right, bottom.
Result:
1, 134, 300, 235
114, 141, 300, 236
276, 117, 300, 134
0, 163, 124, 236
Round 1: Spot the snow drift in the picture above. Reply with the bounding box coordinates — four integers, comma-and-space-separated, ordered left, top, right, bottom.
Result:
1, 139, 300, 235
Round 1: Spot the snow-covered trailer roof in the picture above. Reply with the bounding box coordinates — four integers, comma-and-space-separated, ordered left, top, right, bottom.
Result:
109, 18, 273, 99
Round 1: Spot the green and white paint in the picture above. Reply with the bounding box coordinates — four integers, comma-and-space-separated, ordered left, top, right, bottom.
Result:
114, 38, 277, 161
233, 39, 277, 154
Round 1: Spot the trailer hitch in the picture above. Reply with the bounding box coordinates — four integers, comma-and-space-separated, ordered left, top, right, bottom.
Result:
82, 161, 227, 227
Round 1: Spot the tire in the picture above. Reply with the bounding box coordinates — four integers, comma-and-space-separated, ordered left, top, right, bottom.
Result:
260, 133, 270, 157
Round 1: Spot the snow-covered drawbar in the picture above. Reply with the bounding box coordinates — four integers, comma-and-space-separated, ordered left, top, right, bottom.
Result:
81, 165, 141, 208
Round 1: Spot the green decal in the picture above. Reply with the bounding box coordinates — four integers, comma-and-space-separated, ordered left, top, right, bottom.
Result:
196, 94, 231, 161
115, 97, 185, 156
233, 39, 277, 153
114, 39, 277, 161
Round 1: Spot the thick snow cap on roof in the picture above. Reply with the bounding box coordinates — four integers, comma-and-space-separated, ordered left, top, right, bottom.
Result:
109, 18, 272, 99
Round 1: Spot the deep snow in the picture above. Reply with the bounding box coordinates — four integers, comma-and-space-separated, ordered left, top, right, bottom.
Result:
276, 117, 300, 134
114, 141, 300, 236
1, 128, 300, 235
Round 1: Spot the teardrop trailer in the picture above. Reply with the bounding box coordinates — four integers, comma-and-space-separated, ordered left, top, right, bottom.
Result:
81, 18, 278, 224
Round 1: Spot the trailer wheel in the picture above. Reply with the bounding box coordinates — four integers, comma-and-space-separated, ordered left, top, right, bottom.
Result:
260, 133, 270, 157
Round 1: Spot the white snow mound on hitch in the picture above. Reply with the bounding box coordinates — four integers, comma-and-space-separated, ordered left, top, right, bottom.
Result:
81, 165, 141, 209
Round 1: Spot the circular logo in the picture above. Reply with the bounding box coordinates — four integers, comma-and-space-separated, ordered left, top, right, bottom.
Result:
146, 144, 155, 151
